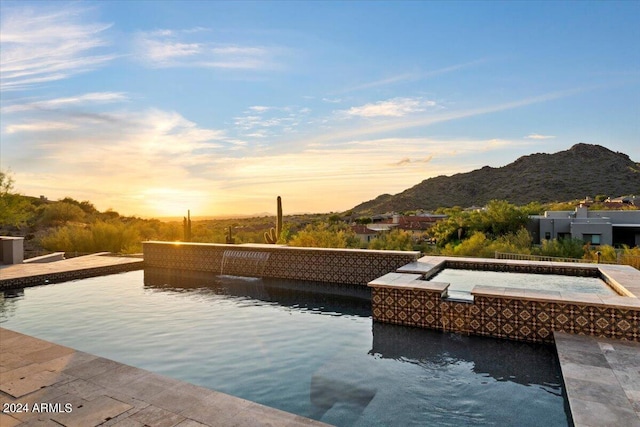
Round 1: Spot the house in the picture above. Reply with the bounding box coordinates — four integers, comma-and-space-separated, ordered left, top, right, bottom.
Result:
388, 214, 445, 241
529, 205, 640, 247
606, 195, 639, 206
351, 224, 379, 245
352, 213, 447, 244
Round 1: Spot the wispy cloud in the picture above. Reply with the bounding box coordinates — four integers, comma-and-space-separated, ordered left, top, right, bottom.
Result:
134, 29, 280, 70
525, 133, 556, 140
234, 105, 311, 137
390, 156, 434, 167
310, 87, 587, 146
5, 122, 77, 134
2, 92, 128, 114
342, 97, 438, 118
0, 4, 116, 91
341, 73, 418, 93
337, 58, 489, 94
421, 58, 489, 79
248, 106, 272, 113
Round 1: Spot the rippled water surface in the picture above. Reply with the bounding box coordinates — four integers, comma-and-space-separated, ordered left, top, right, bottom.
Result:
1, 270, 569, 426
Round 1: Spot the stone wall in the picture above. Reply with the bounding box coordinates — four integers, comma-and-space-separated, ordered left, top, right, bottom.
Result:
143, 241, 420, 286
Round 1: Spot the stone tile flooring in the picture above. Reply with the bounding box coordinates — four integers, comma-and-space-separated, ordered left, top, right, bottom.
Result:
554, 332, 640, 427
4, 327, 639, 427
0, 253, 143, 290
0, 328, 329, 427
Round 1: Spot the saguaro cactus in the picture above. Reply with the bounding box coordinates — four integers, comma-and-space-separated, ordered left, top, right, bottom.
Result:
264, 196, 282, 244
226, 226, 235, 244
183, 210, 192, 242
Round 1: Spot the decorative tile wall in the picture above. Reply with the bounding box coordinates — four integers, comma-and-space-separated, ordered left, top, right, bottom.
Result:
371, 287, 442, 329
371, 288, 640, 343
143, 242, 419, 286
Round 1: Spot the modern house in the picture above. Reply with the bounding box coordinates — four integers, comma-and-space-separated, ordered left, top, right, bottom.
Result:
529, 205, 640, 247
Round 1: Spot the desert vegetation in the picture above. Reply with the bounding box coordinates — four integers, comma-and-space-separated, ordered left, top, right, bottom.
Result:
1, 170, 638, 269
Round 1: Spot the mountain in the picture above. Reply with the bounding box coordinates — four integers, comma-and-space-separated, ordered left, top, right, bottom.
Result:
350, 144, 640, 215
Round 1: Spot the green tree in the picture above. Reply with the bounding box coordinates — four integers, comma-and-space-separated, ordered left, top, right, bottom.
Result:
476, 200, 529, 238
0, 170, 35, 227
355, 217, 372, 224
428, 201, 530, 247
39, 202, 86, 226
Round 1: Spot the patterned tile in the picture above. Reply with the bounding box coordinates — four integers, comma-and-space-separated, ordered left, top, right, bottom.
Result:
144, 242, 417, 285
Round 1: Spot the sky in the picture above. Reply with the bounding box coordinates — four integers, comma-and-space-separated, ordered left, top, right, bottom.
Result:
1, 1, 639, 218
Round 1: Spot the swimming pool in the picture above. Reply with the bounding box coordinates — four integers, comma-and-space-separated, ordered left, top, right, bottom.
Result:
0, 270, 569, 426
429, 268, 616, 300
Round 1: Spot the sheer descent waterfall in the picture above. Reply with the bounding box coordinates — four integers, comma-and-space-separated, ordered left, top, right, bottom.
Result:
220, 250, 271, 277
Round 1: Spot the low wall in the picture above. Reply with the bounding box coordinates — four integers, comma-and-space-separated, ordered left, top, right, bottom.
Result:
369, 256, 640, 343
143, 241, 420, 286
370, 282, 640, 343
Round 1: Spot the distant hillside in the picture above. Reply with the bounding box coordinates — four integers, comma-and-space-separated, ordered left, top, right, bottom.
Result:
350, 144, 640, 215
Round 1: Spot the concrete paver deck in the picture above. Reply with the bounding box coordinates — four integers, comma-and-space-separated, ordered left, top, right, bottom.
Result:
554, 332, 640, 427
0, 328, 329, 427
0, 253, 143, 290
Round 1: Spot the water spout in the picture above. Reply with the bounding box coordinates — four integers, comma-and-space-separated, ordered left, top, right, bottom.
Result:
221, 250, 271, 277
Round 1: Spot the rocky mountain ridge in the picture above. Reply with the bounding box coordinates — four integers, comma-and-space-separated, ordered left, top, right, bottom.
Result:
350, 143, 640, 214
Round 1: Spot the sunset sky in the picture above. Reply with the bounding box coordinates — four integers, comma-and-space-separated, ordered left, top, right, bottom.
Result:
1, 1, 639, 218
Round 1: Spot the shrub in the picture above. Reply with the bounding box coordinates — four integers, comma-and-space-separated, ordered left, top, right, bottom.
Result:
39, 202, 86, 226
288, 223, 358, 248
368, 229, 414, 251
534, 238, 585, 259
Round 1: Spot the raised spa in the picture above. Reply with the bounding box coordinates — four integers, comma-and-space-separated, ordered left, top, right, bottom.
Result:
429, 268, 617, 301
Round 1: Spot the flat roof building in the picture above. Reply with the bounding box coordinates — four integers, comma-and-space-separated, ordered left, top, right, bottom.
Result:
529, 205, 640, 247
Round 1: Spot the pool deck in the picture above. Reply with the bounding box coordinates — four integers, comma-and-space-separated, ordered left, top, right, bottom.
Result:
2, 329, 637, 427
0, 328, 329, 427
0, 253, 144, 290
554, 332, 640, 427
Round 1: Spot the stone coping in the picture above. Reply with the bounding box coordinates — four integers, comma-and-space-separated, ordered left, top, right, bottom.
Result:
391, 255, 640, 307
554, 332, 640, 426
0, 327, 330, 427
368, 272, 448, 293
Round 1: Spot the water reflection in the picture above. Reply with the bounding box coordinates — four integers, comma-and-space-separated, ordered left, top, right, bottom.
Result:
0, 288, 24, 321
144, 267, 371, 317
371, 322, 562, 391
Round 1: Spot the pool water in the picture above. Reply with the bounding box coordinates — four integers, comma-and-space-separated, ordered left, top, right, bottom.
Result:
429, 268, 615, 299
0, 270, 569, 426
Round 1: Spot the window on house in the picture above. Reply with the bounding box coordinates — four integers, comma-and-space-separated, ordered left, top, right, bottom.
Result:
583, 234, 601, 245
545, 232, 551, 240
